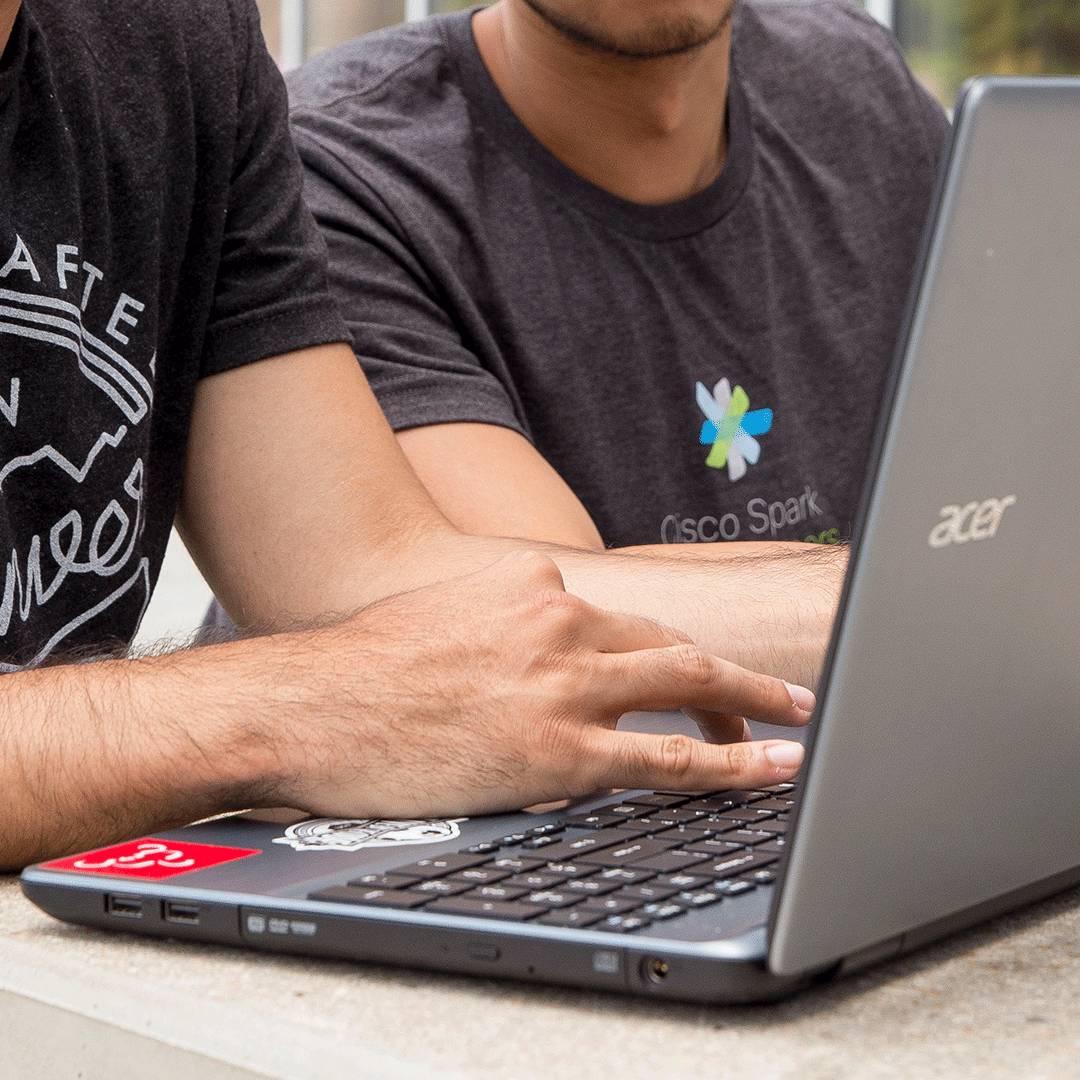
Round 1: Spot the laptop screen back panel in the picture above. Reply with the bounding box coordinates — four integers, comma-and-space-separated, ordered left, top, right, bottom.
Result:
770, 77, 1080, 977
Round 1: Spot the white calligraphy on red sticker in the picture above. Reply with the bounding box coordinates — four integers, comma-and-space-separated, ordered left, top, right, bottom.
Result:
41, 838, 261, 879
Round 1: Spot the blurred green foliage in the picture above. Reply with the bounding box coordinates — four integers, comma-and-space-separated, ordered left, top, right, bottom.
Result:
431, 0, 492, 11
898, 0, 1080, 104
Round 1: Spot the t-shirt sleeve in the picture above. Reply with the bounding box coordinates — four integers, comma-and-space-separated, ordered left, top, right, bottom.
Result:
288, 116, 528, 438
198, 0, 350, 378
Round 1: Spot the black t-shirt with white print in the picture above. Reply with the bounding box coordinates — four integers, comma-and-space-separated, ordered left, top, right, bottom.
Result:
0, 0, 347, 667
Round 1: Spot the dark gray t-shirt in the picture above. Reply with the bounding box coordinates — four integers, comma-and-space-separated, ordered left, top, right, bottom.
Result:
0, 0, 347, 666
288, 1, 949, 549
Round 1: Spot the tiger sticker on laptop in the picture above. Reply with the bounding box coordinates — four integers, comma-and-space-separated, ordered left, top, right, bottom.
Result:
272, 818, 464, 852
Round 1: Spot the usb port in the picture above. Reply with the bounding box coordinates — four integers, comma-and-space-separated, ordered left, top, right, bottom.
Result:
106, 894, 144, 919
163, 901, 200, 925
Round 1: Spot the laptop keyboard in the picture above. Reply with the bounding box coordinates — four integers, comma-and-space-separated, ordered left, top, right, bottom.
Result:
308, 785, 795, 934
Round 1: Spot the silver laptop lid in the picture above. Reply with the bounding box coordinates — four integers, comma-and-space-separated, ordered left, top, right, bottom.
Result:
770, 76, 1080, 977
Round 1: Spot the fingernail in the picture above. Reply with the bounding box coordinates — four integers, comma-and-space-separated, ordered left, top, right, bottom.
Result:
783, 681, 816, 715
764, 741, 804, 770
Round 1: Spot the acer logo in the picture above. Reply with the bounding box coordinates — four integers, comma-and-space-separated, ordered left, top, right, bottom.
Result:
928, 495, 1017, 549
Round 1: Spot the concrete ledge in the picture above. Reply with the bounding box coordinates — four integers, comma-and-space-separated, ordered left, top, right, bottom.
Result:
5, 875, 1080, 1079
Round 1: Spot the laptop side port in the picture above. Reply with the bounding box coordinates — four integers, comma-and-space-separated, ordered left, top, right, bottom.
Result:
105, 894, 144, 919
643, 957, 669, 984
163, 900, 200, 925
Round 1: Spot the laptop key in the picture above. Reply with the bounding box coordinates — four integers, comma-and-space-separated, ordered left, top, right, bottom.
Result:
679, 796, 743, 813
654, 872, 713, 891
632, 817, 714, 837
390, 853, 492, 879
591, 866, 655, 885
309, 886, 429, 909
503, 870, 569, 889
424, 897, 548, 921
346, 872, 423, 889
411, 879, 474, 897
542, 861, 596, 878
603, 803, 655, 818
598, 915, 651, 933
471, 884, 532, 901
751, 818, 787, 835
528, 823, 565, 836
536, 908, 606, 928
623, 793, 693, 808
684, 838, 746, 857
630, 850, 711, 874
640, 901, 686, 920
714, 808, 778, 826
758, 838, 786, 855
751, 798, 797, 811
577, 896, 640, 916
563, 876, 623, 896
702, 851, 779, 879
520, 835, 561, 850
740, 869, 777, 885
562, 812, 628, 830
614, 882, 681, 903
526, 889, 582, 908
643, 808, 709, 825
465, 842, 501, 855
578, 837, 682, 867
491, 856, 547, 873
712, 879, 756, 897
446, 867, 513, 885
722, 829, 775, 847
526, 833, 627, 863
683, 790, 771, 811
649, 820, 719, 839
678, 889, 724, 909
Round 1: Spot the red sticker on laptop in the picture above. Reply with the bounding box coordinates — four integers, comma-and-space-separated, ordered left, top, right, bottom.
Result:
41, 838, 261, 879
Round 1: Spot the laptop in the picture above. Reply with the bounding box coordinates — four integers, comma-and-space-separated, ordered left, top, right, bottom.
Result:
21, 76, 1080, 1003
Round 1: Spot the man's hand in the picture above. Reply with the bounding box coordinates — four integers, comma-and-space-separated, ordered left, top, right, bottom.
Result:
269, 551, 811, 819
2, 552, 810, 869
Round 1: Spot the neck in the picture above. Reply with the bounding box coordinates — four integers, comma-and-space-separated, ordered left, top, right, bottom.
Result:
0, 0, 20, 58
472, 0, 733, 205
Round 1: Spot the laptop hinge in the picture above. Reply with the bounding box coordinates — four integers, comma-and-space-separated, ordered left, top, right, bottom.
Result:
836, 934, 904, 977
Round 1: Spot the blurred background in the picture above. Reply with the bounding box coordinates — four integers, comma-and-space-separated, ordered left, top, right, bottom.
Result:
253, 0, 1080, 108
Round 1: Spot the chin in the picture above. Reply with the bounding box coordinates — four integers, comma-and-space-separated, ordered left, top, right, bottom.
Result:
522, 0, 738, 59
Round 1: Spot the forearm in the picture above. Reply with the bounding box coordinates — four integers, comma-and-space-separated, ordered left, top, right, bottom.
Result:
548, 542, 847, 688
356, 529, 845, 688
0, 641, 289, 870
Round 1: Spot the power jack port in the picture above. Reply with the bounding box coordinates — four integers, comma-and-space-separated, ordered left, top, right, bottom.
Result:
644, 958, 669, 984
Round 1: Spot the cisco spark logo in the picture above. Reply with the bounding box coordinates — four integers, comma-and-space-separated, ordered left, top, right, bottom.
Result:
696, 378, 773, 481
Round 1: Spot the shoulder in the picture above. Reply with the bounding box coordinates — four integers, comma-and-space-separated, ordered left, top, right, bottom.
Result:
286, 13, 480, 213
735, 1, 938, 104
736, 0, 900, 50
734, 1, 948, 157
28, 0, 258, 51
287, 16, 457, 117
25, 0, 262, 97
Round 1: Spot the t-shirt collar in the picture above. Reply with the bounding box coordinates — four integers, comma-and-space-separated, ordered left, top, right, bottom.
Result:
440, 6, 754, 242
